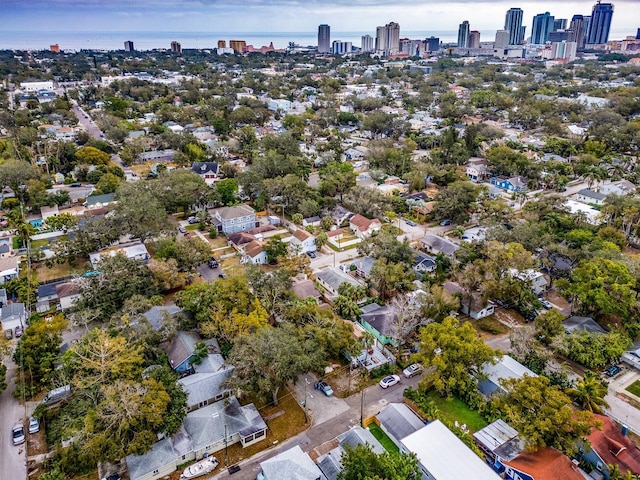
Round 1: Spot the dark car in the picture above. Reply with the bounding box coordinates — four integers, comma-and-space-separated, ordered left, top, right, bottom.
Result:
605, 365, 622, 377
14, 326, 23, 338
70, 183, 81, 187
439, 219, 452, 226
406, 220, 417, 227
314, 380, 334, 397
306, 251, 316, 258
208, 257, 218, 269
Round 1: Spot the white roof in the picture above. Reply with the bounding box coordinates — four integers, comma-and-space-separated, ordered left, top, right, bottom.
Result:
401, 421, 501, 480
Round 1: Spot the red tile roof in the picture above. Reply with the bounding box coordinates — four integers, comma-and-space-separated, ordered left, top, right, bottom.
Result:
349, 214, 380, 232
589, 414, 640, 475
504, 448, 583, 480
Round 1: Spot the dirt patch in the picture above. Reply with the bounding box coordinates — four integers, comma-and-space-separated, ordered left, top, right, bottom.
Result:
493, 308, 526, 328
545, 290, 570, 310
27, 430, 48, 456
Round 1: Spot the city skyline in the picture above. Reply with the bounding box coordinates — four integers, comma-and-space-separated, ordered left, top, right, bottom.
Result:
2, 1, 639, 40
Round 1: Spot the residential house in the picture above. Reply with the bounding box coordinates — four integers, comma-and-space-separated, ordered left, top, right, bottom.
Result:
478, 355, 537, 397
89, 243, 150, 268
573, 189, 606, 206
291, 279, 322, 304
490, 176, 528, 193
191, 162, 220, 186
349, 214, 382, 239
290, 229, 316, 254
413, 252, 437, 276
56, 282, 82, 311
0, 242, 12, 259
209, 204, 256, 235
508, 269, 549, 295
443, 282, 493, 320
355, 256, 376, 279
461, 227, 487, 242
0, 289, 7, 307
316, 268, 362, 298
326, 228, 344, 242
318, 427, 385, 480
377, 403, 425, 449
164, 331, 219, 374
85, 193, 116, 209
258, 445, 326, 480
565, 199, 602, 225
421, 235, 459, 259
401, 420, 502, 480
622, 342, 640, 371
473, 420, 523, 467
140, 305, 183, 331
243, 240, 267, 264
0, 256, 19, 284
1, 302, 26, 333
466, 158, 488, 182
138, 149, 176, 164
302, 216, 321, 227
600, 180, 636, 197
126, 396, 267, 480
37, 280, 66, 303
359, 303, 397, 347
1, 186, 16, 201
581, 414, 640, 479
563, 316, 607, 335
500, 447, 584, 480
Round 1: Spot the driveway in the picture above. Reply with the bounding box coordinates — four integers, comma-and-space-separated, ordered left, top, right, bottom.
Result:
604, 367, 640, 435
291, 374, 350, 426
0, 356, 27, 480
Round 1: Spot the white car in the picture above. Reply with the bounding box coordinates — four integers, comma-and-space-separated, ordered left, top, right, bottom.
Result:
28, 417, 40, 434
379, 374, 401, 389
539, 299, 553, 309
12, 424, 25, 446
402, 363, 423, 379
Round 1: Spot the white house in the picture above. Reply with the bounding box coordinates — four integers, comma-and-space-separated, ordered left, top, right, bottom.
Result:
573, 189, 606, 206
89, 243, 150, 268
290, 229, 316, 254
349, 214, 382, 239
191, 162, 220, 186
401, 420, 502, 480
508, 269, 549, 295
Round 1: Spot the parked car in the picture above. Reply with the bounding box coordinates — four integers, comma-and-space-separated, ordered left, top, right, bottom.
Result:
439, 219, 452, 226
28, 417, 40, 434
405, 220, 417, 227
100, 475, 122, 480
69, 183, 81, 187
12, 424, 25, 445
605, 365, 622, 377
306, 251, 316, 259
208, 257, 218, 269
187, 216, 198, 224
42, 384, 72, 405
14, 326, 23, 338
178, 226, 187, 234
314, 380, 334, 397
402, 363, 423, 379
539, 299, 553, 309
4, 329, 13, 340
379, 374, 401, 389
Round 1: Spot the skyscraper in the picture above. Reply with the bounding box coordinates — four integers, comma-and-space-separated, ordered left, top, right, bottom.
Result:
318, 24, 330, 53
494, 30, 510, 50
426, 37, 440, 52
124, 40, 134, 52
505, 8, 525, 45
586, 2, 614, 45
458, 21, 470, 48
361, 35, 374, 52
218, 40, 226, 49
170, 41, 181, 53
385, 22, 400, 55
554, 19, 568, 31
531, 12, 555, 45
469, 31, 481, 49
570, 15, 586, 49
375, 26, 386, 53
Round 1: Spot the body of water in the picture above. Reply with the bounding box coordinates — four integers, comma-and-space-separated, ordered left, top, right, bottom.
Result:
1, 30, 465, 51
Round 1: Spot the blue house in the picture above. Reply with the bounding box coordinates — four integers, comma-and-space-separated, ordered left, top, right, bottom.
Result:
490, 176, 527, 193
165, 331, 218, 374
209, 204, 256, 235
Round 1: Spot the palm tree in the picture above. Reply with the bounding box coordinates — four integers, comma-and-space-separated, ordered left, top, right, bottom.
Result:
569, 371, 609, 414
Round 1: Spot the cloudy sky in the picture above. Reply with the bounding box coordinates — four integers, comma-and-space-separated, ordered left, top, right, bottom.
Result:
3, 0, 638, 36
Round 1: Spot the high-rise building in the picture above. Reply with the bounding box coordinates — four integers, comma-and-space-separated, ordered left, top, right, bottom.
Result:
124, 40, 134, 52
375, 26, 386, 53
570, 15, 586, 49
504, 8, 525, 45
531, 12, 555, 45
552, 41, 577, 61
229, 40, 246, 53
637, 28, 640, 40
549, 30, 575, 42
495, 30, 510, 50
426, 36, 440, 52
385, 22, 400, 55
586, 2, 614, 45
50, 44, 60, 53
469, 31, 481, 49
361, 35, 374, 52
318, 24, 331, 53
170, 41, 181, 53
331, 40, 352, 55
458, 21, 470, 48
554, 19, 568, 30
218, 40, 226, 49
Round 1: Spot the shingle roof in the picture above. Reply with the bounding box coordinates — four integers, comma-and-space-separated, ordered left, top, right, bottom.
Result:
260, 445, 326, 480
563, 316, 607, 334
143, 305, 183, 331
191, 162, 219, 175
421, 234, 459, 256
376, 403, 425, 443
178, 367, 234, 408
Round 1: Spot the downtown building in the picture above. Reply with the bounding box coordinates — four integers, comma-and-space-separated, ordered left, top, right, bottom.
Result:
530, 12, 554, 45
458, 20, 470, 48
586, 1, 614, 46
361, 34, 374, 52
375, 22, 400, 56
318, 24, 331, 53
124, 40, 135, 52
504, 7, 525, 45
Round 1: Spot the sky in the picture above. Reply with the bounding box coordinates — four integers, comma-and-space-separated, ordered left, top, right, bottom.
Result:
3, 0, 639, 37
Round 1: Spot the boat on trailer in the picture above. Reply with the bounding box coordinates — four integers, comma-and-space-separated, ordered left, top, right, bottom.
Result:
180, 456, 219, 479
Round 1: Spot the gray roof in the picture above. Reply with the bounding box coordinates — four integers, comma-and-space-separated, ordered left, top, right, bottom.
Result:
191, 162, 219, 175
421, 234, 459, 256
360, 304, 395, 337
37, 280, 66, 301
142, 305, 183, 331
478, 355, 536, 396
126, 425, 193, 480
178, 367, 234, 408
576, 189, 606, 201
86, 193, 115, 207
474, 420, 523, 462
260, 445, 326, 480
355, 256, 376, 276
563, 316, 607, 334
316, 268, 361, 292
212, 204, 255, 220
377, 403, 425, 443
0, 289, 7, 306
1, 302, 26, 321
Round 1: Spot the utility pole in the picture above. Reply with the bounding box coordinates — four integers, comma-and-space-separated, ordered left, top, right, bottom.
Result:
303, 378, 308, 423
360, 389, 365, 427
224, 423, 229, 467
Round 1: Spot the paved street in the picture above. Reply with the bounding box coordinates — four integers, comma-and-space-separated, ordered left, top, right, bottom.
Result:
604, 368, 640, 435
209, 373, 422, 480
0, 356, 27, 480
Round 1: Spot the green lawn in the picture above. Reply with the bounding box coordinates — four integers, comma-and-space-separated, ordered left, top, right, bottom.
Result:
627, 380, 640, 397
368, 423, 399, 453
31, 239, 49, 249
185, 224, 200, 231
426, 390, 488, 432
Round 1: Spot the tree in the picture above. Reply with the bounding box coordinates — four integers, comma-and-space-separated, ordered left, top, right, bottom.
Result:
216, 178, 238, 206
563, 330, 631, 369
369, 258, 415, 300
227, 324, 326, 405
46, 212, 77, 231
358, 230, 415, 264
94, 172, 122, 194
338, 443, 420, 480
319, 162, 356, 202
534, 309, 564, 345
432, 181, 480, 224
147, 258, 188, 291
264, 236, 288, 264
568, 371, 609, 414
493, 375, 597, 455
416, 285, 461, 323
0, 160, 39, 201
416, 317, 499, 398
115, 183, 168, 241
75, 146, 110, 165
153, 237, 211, 273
